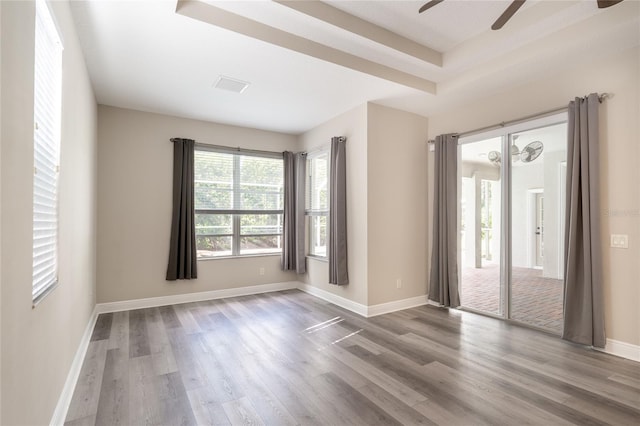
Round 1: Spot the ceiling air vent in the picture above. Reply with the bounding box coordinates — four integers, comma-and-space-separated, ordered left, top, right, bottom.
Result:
213, 75, 250, 93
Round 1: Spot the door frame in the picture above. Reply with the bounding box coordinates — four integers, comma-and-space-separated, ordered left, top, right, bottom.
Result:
458, 111, 568, 329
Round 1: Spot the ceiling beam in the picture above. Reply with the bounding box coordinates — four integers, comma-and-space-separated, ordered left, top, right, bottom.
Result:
274, 0, 442, 67
175, 0, 437, 94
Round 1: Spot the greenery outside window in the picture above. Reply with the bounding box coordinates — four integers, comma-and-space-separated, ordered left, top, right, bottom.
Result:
306, 150, 329, 257
194, 147, 284, 258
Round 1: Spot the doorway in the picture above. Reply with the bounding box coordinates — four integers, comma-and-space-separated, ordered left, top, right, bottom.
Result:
528, 189, 544, 269
458, 114, 567, 333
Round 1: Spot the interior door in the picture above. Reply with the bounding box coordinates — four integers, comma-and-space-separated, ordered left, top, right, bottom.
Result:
535, 192, 544, 267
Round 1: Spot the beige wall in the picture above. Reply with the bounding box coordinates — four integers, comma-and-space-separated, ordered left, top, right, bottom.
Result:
97, 106, 298, 303
429, 46, 640, 346
0, 1, 98, 425
367, 103, 429, 305
298, 104, 369, 305
298, 103, 429, 307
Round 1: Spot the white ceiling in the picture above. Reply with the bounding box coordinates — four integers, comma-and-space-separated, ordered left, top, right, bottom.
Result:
69, 0, 640, 135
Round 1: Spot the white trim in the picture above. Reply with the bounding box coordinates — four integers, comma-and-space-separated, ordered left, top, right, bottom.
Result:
296, 283, 431, 318
296, 283, 368, 317
367, 295, 430, 317
96, 281, 299, 314
596, 338, 640, 362
49, 306, 98, 426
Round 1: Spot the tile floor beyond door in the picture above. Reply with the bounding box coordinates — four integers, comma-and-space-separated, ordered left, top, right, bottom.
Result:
461, 262, 564, 333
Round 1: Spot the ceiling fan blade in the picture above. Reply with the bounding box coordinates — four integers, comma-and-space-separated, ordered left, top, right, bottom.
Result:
597, 0, 624, 8
491, 0, 526, 30
419, 0, 445, 14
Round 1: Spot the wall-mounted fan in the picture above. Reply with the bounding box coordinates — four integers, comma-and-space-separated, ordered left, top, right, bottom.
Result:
511, 135, 521, 163
488, 150, 501, 167
520, 141, 544, 163
419, 0, 625, 31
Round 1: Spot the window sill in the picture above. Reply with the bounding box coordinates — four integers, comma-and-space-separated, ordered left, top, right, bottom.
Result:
198, 253, 281, 262
32, 281, 59, 308
306, 255, 328, 263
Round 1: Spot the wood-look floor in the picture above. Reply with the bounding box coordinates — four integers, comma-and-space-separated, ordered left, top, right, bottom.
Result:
65, 290, 640, 426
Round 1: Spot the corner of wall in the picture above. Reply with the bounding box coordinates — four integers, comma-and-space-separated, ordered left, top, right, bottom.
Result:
366, 103, 429, 306
296, 103, 369, 307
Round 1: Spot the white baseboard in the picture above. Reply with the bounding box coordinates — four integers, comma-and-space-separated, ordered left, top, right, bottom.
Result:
296, 283, 430, 318
297, 283, 368, 317
96, 281, 299, 313
597, 338, 640, 362
367, 295, 429, 317
50, 306, 99, 426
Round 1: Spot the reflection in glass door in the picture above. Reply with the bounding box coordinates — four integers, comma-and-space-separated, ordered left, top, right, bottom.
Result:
459, 137, 502, 316
458, 116, 567, 334
509, 124, 567, 333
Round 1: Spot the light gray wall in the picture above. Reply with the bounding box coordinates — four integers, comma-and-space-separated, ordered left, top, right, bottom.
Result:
367, 103, 429, 305
429, 46, 640, 347
96, 106, 299, 303
297, 103, 429, 307
298, 104, 369, 305
0, 1, 97, 424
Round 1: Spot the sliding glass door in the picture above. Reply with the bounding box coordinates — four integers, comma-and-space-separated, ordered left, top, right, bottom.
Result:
509, 123, 567, 333
459, 137, 503, 315
458, 114, 567, 334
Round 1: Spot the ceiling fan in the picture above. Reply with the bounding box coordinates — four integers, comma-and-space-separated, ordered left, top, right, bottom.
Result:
419, 0, 625, 31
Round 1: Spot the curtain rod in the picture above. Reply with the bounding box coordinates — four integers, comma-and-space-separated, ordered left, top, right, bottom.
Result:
301, 136, 346, 156
171, 138, 283, 157
427, 93, 610, 144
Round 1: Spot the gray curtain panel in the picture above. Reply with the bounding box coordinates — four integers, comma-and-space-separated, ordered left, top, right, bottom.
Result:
329, 136, 349, 285
563, 93, 605, 348
166, 138, 198, 280
282, 151, 296, 270
429, 134, 460, 307
295, 153, 307, 274
281, 151, 307, 273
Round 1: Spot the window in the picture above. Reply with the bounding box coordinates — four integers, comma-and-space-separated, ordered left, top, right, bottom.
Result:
194, 147, 284, 258
306, 151, 329, 257
33, 0, 63, 302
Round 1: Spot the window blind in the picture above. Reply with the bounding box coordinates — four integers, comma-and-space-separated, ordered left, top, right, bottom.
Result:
305, 152, 328, 212
33, 0, 63, 301
195, 150, 284, 212
305, 151, 329, 257
194, 147, 284, 257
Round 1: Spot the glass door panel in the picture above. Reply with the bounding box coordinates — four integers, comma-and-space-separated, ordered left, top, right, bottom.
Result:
509, 123, 567, 333
459, 137, 503, 316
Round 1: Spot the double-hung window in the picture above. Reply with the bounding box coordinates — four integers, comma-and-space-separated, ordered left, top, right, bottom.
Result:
194, 147, 284, 258
33, 0, 63, 302
305, 151, 329, 257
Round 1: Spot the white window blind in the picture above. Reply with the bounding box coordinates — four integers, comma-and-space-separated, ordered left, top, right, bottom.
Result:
305, 151, 329, 257
33, 0, 63, 302
194, 147, 284, 257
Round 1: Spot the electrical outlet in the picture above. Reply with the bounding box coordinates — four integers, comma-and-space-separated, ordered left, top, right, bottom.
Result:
610, 234, 629, 249
396, 278, 402, 289
259, 267, 265, 275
